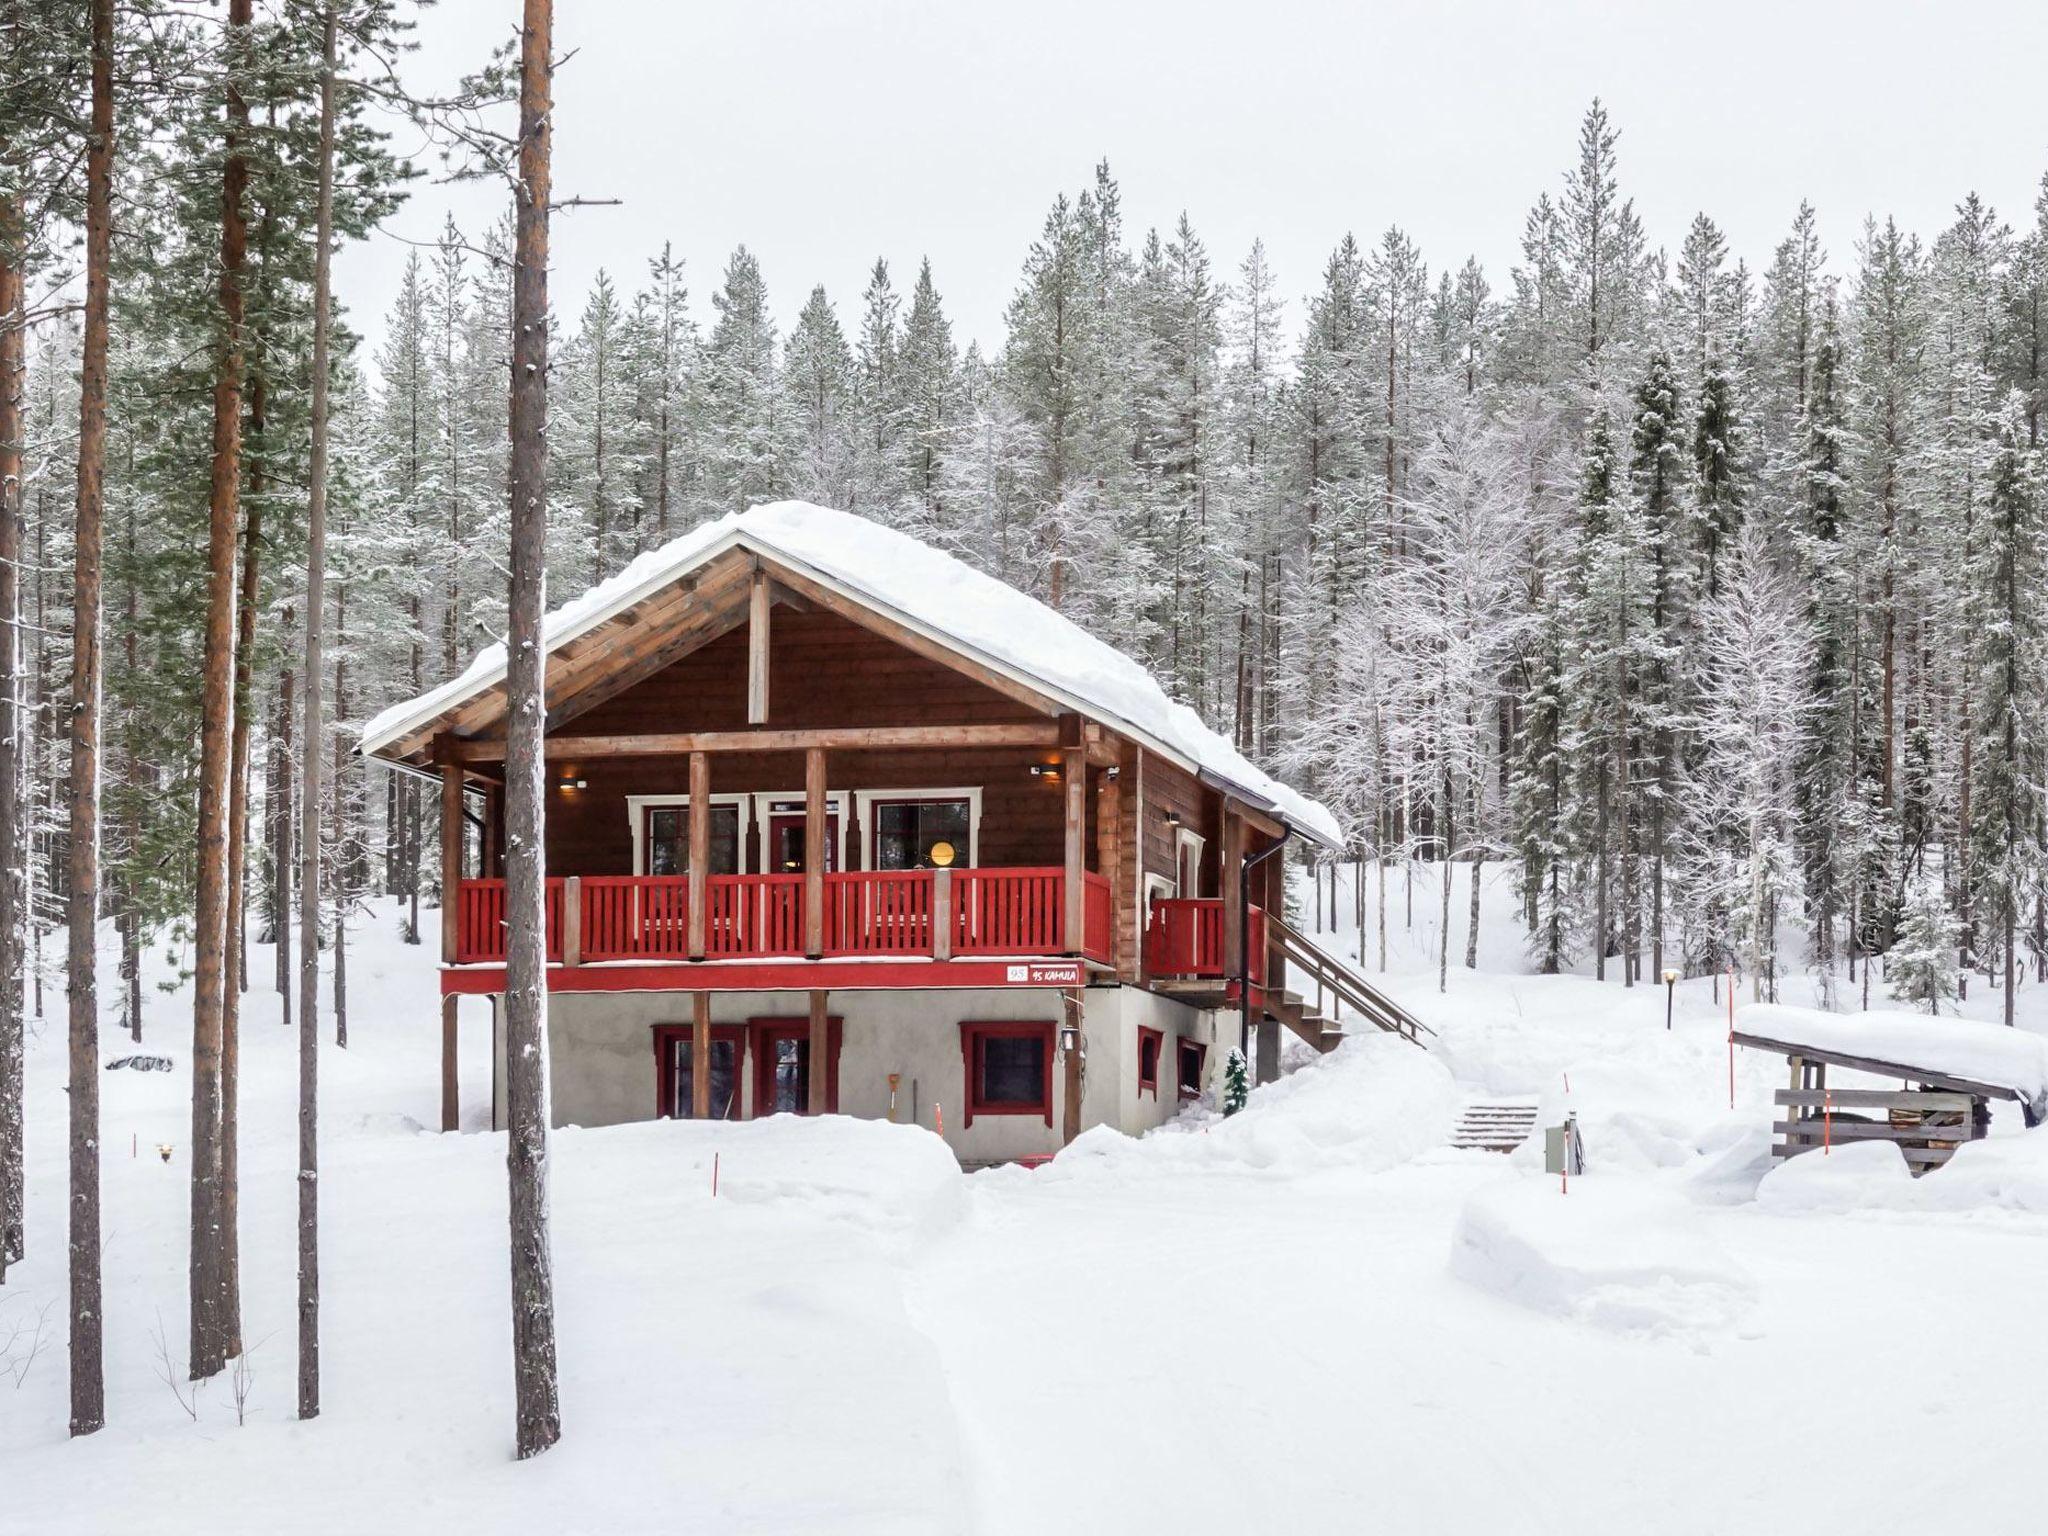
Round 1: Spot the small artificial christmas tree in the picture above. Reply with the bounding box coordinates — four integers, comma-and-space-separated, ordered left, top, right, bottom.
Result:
1223, 1048, 1250, 1115
1887, 870, 1960, 1016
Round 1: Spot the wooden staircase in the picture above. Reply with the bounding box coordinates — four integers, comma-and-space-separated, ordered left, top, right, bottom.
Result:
1450, 1099, 1540, 1153
1262, 915, 1433, 1053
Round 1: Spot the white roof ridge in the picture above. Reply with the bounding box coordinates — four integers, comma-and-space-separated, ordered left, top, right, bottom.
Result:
358, 501, 1342, 847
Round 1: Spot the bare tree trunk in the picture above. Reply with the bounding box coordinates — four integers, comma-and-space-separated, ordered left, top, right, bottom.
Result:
66, 0, 115, 1434
0, 182, 23, 1279
505, 0, 563, 1459
217, 350, 269, 1361
297, 2, 338, 1422
191, 0, 253, 1384
272, 647, 293, 1025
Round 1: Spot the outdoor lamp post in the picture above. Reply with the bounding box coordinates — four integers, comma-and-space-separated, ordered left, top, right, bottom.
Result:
1662, 967, 1679, 1030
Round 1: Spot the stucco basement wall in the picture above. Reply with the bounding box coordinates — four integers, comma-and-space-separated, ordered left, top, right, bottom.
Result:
490, 984, 1218, 1163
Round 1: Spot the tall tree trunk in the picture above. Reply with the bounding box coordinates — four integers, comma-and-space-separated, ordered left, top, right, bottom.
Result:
191, 0, 253, 1384
66, 0, 115, 1435
0, 182, 24, 1278
505, 0, 563, 1459
272, 648, 293, 1024
218, 351, 269, 1362
297, 2, 338, 1421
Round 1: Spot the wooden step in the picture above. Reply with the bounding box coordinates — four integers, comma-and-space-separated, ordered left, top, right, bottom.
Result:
1451, 1099, 1539, 1153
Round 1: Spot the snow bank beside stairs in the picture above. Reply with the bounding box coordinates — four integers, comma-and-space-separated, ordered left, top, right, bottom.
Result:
1035, 1032, 1457, 1184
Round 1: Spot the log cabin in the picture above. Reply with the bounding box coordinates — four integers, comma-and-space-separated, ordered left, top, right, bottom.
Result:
362, 501, 1418, 1164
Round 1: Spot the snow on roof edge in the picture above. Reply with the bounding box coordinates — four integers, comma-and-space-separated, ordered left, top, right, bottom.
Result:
358, 502, 1343, 847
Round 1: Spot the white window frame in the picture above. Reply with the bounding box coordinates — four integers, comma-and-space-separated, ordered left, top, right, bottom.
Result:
627, 786, 983, 874
851, 787, 983, 870
1173, 827, 1208, 898
1142, 873, 1176, 925
625, 793, 754, 877
751, 791, 851, 873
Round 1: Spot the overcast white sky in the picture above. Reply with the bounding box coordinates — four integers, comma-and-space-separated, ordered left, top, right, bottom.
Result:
335, 0, 2048, 360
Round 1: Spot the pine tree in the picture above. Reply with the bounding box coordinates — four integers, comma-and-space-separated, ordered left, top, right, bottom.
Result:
782, 283, 855, 509
1967, 394, 2042, 1025
1888, 868, 1960, 1014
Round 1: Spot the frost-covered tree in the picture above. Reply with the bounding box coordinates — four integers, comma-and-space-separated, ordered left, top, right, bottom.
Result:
1889, 868, 1961, 1014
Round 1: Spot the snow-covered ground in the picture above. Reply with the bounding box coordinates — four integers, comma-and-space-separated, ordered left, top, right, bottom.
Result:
4, 864, 2047, 1534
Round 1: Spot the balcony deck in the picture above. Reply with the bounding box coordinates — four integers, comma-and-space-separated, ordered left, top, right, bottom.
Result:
443, 865, 1113, 994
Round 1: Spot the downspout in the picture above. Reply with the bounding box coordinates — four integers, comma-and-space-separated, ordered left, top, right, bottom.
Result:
1239, 823, 1293, 1062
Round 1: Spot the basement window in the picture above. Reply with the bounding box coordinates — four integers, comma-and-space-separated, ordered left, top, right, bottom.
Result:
960, 1021, 1054, 1128
1177, 1038, 1206, 1101
1137, 1027, 1164, 1098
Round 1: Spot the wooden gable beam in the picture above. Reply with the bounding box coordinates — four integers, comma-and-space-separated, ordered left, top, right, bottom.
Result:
747, 564, 771, 724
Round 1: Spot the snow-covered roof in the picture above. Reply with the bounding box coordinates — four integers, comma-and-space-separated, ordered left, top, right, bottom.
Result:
359, 501, 1343, 847
1735, 1004, 2048, 1121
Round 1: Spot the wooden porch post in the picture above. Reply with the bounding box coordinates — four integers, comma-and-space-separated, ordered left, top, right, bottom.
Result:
440, 994, 459, 1132
747, 564, 771, 725
1096, 758, 1122, 975
687, 750, 709, 959
691, 991, 711, 1120
481, 780, 502, 878
1221, 807, 1246, 986
439, 756, 463, 963
1061, 987, 1084, 1145
805, 746, 826, 958
806, 989, 829, 1114
1061, 715, 1085, 954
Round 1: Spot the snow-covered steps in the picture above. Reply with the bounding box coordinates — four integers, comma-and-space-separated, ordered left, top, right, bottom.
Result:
1270, 989, 1345, 1053
1450, 1099, 1540, 1153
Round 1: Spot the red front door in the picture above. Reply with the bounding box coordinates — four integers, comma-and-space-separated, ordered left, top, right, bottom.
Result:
749, 1017, 842, 1117
768, 812, 839, 874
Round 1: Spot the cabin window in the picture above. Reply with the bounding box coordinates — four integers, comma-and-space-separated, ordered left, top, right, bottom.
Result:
653, 1025, 743, 1120
872, 797, 971, 870
1137, 1027, 1164, 1098
644, 803, 740, 877
959, 1021, 1054, 1127
1177, 1038, 1206, 1100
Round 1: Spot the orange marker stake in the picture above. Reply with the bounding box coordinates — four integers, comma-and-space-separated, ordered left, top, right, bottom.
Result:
935, 1101, 945, 1137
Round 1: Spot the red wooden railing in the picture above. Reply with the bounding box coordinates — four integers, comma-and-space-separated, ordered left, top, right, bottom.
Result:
823, 870, 934, 956
951, 866, 1064, 955
1145, 898, 1265, 983
454, 867, 1114, 967
453, 877, 564, 965
1081, 871, 1113, 966
706, 873, 804, 957
579, 875, 689, 962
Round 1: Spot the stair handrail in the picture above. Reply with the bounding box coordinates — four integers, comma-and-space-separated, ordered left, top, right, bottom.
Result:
1265, 913, 1433, 1046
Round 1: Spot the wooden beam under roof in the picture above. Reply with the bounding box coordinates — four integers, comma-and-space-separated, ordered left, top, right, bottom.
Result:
453, 721, 1065, 762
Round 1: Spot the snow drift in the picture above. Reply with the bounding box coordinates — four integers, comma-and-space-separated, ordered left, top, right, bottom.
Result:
1033, 1032, 1457, 1184
1451, 1177, 1758, 1342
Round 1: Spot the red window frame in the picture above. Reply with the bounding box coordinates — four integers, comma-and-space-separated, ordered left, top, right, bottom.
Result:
1137, 1026, 1164, 1098
747, 1015, 843, 1116
1176, 1037, 1207, 1101
650, 1022, 747, 1119
959, 1020, 1054, 1128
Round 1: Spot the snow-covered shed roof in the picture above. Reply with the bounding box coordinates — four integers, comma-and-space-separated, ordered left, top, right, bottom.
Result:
1734, 1004, 2048, 1123
358, 501, 1342, 847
